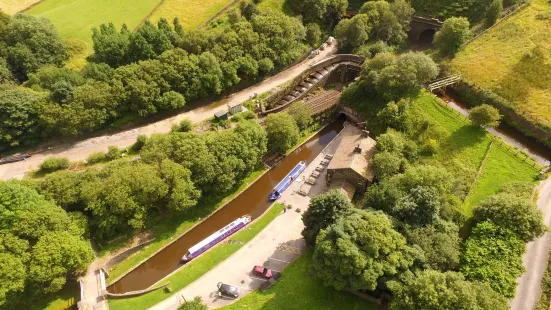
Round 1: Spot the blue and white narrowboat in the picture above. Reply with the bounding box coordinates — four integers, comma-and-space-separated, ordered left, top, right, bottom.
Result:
269, 161, 307, 201
181, 215, 252, 263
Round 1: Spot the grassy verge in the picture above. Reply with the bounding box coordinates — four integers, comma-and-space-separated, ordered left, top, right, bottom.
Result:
257, 0, 292, 14
536, 248, 551, 310
222, 249, 377, 310
105, 168, 266, 282
149, 0, 234, 29
412, 92, 540, 216
450, 0, 551, 129
108, 203, 286, 310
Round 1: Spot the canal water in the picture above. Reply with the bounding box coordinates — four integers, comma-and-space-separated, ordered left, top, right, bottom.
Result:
439, 90, 551, 166
108, 118, 345, 293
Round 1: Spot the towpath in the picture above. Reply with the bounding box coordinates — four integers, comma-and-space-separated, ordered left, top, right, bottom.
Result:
0, 44, 337, 180
148, 123, 354, 310
510, 177, 551, 310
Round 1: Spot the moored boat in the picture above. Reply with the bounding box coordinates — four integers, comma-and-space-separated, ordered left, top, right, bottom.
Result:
269, 161, 307, 200
181, 215, 252, 263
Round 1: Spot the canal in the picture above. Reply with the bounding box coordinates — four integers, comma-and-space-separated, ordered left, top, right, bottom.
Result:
108, 118, 345, 293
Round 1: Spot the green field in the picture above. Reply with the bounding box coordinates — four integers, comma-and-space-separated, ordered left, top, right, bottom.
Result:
0, 0, 41, 14
108, 203, 286, 310
222, 250, 377, 310
413, 92, 540, 215
149, 0, 233, 29
451, 0, 551, 130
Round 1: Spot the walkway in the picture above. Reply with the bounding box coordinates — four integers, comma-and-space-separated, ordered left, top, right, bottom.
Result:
0, 44, 337, 180
511, 177, 551, 310
80, 256, 108, 310
148, 123, 350, 310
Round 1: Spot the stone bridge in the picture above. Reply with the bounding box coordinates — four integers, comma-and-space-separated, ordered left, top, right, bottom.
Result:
409, 16, 443, 43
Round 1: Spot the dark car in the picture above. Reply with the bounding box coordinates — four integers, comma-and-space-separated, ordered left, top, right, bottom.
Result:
217, 282, 239, 299
252, 266, 273, 279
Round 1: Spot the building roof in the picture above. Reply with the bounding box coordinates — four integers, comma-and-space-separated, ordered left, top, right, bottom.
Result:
328, 179, 356, 201
214, 109, 228, 117
327, 123, 376, 181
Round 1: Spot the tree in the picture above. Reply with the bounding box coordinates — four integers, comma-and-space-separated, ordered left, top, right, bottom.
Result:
36, 171, 83, 210
305, 23, 322, 47
4, 14, 68, 81
434, 17, 472, 55
472, 193, 546, 242
91, 23, 131, 67
312, 209, 417, 291
373, 151, 403, 180
358, 0, 410, 45
486, 0, 503, 26
388, 270, 508, 310
0, 253, 26, 308
158, 159, 201, 212
258, 58, 274, 74
288, 101, 312, 131
405, 221, 461, 271
0, 88, 41, 151
177, 296, 208, 310
301, 190, 354, 245
469, 104, 501, 128
265, 112, 300, 153
394, 186, 441, 226
334, 15, 371, 51
288, 0, 347, 27
461, 221, 525, 298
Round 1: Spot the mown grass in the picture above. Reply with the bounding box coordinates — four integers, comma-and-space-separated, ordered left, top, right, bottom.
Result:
108, 203, 286, 310
105, 168, 266, 283
412, 92, 540, 216
0, 0, 41, 14
451, 0, 551, 129
222, 249, 377, 310
257, 0, 292, 14
27, 283, 79, 310
149, 0, 234, 29
26, 0, 161, 68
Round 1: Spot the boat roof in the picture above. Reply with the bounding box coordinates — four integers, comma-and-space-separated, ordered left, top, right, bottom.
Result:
188, 216, 249, 255
274, 161, 306, 191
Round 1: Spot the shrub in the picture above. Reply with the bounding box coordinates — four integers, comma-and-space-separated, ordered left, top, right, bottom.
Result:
172, 119, 193, 132
40, 157, 70, 173
105, 146, 122, 161
86, 151, 106, 165
131, 135, 148, 152
469, 104, 501, 128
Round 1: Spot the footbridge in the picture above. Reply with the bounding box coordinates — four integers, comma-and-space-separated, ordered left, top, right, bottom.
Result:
427, 74, 461, 92
261, 54, 364, 116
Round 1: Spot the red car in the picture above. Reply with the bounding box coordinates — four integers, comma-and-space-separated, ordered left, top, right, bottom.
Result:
252, 266, 273, 279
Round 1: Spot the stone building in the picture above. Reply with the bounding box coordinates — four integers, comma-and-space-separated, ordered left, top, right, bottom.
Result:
326, 125, 376, 199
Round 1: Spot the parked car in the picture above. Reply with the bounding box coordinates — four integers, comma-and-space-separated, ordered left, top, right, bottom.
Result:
252, 266, 273, 279
217, 282, 239, 299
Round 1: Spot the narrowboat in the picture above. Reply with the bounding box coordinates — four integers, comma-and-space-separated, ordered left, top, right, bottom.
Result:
181, 215, 252, 263
269, 161, 307, 201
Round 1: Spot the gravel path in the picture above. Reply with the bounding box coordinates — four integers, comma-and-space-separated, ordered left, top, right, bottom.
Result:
0, 45, 337, 180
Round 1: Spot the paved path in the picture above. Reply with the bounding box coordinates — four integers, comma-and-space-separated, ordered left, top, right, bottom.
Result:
0, 44, 337, 180
148, 123, 351, 310
80, 256, 108, 310
511, 177, 551, 310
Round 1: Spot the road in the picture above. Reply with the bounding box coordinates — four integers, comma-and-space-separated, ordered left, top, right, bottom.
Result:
0, 44, 337, 180
148, 122, 350, 310
510, 177, 551, 310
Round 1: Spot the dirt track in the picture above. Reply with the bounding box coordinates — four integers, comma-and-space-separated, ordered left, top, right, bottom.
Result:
0, 45, 337, 180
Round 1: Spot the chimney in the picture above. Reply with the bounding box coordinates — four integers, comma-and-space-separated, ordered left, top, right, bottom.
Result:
354, 144, 362, 153
361, 130, 369, 138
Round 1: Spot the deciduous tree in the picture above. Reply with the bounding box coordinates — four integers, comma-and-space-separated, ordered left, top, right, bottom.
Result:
265, 112, 300, 153
469, 104, 501, 128
434, 17, 472, 55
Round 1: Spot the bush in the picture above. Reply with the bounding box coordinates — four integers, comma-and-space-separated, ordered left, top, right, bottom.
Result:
86, 151, 106, 165
40, 157, 70, 173
131, 135, 148, 152
105, 146, 122, 161
434, 17, 473, 55
172, 119, 193, 132
469, 104, 501, 128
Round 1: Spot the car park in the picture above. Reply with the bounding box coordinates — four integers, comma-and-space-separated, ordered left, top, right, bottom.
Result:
217, 282, 239, 299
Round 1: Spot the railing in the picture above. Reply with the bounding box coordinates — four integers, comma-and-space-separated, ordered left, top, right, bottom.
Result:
427, 74, 461, 92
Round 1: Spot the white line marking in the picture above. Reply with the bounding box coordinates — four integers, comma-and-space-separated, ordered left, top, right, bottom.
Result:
268, 257, 291, 264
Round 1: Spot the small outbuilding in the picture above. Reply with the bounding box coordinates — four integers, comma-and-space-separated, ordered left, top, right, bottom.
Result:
214, 109, 229, 120
228, 102, 243, 115
326, 124, 376, 195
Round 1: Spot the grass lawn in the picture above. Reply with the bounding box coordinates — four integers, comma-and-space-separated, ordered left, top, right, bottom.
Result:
105, 168, 266, 282
26, 0, 161, 68
412, 92, 540, 216
149, 0, 233, 29
451, 0, 551, 129
222, 249, 377, 310
108, 203, 286, 310
257, 0, 292, 14
27, 284, 79, 310
0, 0, 41, 14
